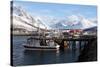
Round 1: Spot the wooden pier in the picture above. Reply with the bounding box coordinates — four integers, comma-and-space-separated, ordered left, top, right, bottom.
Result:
59, 35, 97, 53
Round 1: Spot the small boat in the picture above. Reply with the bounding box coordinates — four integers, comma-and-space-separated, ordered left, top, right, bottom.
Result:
23, 37, 60, 50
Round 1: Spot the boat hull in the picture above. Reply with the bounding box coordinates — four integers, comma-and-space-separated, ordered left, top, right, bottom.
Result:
23, 45, 59, 50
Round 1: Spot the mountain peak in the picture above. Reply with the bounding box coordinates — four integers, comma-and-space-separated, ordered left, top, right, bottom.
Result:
50, 15, 97, 29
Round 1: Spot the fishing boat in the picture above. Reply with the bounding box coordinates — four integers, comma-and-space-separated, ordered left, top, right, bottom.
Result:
23, 37, 60, 50
23, 23, 60, 50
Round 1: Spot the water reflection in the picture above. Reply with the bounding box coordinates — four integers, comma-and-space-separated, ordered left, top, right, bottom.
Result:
22, 47, 78, 65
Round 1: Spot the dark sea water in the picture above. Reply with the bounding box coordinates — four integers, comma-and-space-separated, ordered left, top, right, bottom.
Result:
12, 36, 81, 66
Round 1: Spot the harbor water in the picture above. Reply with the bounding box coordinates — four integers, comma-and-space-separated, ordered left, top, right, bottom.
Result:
12, 36, 81, 66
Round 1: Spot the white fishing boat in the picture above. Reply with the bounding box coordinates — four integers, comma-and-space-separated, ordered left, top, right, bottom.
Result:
23, 37, 60, 50
23, 23, 60, 50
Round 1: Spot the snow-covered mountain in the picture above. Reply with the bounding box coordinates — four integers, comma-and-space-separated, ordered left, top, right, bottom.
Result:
12, 6, 97, 31
12, 6, 47, 31
50, 15, 97, 29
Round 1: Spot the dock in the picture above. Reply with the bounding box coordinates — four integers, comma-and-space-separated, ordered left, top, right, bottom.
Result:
57, 35, 97, 53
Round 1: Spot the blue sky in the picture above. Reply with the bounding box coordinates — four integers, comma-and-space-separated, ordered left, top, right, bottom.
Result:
13, 1, 97, 19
